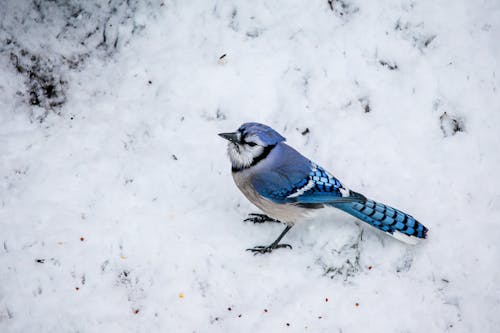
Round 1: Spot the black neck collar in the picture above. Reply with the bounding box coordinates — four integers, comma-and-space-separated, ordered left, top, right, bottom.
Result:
232, 144, 276, 172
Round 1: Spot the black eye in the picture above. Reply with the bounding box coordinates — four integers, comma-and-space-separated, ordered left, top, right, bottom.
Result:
247, 142, 257, 147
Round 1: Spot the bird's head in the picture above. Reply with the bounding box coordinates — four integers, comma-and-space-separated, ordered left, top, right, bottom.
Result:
218, 122, 286, 171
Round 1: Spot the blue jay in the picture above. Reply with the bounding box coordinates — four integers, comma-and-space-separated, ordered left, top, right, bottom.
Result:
219, 122, 428, 254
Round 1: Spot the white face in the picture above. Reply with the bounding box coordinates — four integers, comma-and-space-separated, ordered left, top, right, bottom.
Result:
227, 133, 265, 170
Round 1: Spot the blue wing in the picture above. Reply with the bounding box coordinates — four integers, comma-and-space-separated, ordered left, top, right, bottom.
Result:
252, 162, 365, 206
248, 143, 428, 241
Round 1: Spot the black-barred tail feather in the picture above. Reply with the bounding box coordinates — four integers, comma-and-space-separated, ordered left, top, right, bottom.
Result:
332, 198, 428, 244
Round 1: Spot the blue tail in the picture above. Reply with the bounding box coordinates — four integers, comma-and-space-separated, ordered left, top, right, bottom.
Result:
333, 198, 428, 241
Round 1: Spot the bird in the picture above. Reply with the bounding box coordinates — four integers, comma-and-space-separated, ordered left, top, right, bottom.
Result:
219, 122, 428, 254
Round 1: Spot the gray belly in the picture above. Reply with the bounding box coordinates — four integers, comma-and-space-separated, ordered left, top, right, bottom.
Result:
232, 171, 312, 225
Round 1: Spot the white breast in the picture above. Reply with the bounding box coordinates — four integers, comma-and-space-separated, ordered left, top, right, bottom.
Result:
232, 170, 315, 226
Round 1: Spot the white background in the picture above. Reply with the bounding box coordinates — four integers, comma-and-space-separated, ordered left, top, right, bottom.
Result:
1, 0, 499, 332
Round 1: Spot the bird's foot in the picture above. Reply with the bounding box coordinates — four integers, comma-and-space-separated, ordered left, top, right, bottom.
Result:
246, 243, 292, 255
244, 213, 281, 224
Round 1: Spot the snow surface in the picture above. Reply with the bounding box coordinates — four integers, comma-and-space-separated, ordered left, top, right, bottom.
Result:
1, 0, 500, 332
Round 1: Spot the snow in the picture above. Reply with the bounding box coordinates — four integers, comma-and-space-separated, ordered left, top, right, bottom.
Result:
1, 0, 500, 332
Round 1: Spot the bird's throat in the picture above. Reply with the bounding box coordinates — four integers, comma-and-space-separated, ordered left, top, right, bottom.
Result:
231, 144, 276, 172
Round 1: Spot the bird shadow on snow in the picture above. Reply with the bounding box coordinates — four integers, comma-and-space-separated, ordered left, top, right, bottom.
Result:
285, 211, 419, 283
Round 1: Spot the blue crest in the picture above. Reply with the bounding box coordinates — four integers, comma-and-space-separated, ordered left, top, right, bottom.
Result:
238, 122, 286, 146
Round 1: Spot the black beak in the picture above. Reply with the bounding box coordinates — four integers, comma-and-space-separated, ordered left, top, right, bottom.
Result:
218, 132, 239, 143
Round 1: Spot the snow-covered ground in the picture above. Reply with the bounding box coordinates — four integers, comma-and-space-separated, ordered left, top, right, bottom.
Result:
1, 0, 499, 332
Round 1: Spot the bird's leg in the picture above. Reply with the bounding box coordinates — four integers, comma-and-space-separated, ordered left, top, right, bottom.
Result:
246, 225, 293, 254
244, 213, 281, 224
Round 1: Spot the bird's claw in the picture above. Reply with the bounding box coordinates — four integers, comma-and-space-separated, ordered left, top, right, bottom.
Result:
246, 243, 292, 254
243, 213, 281, 224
